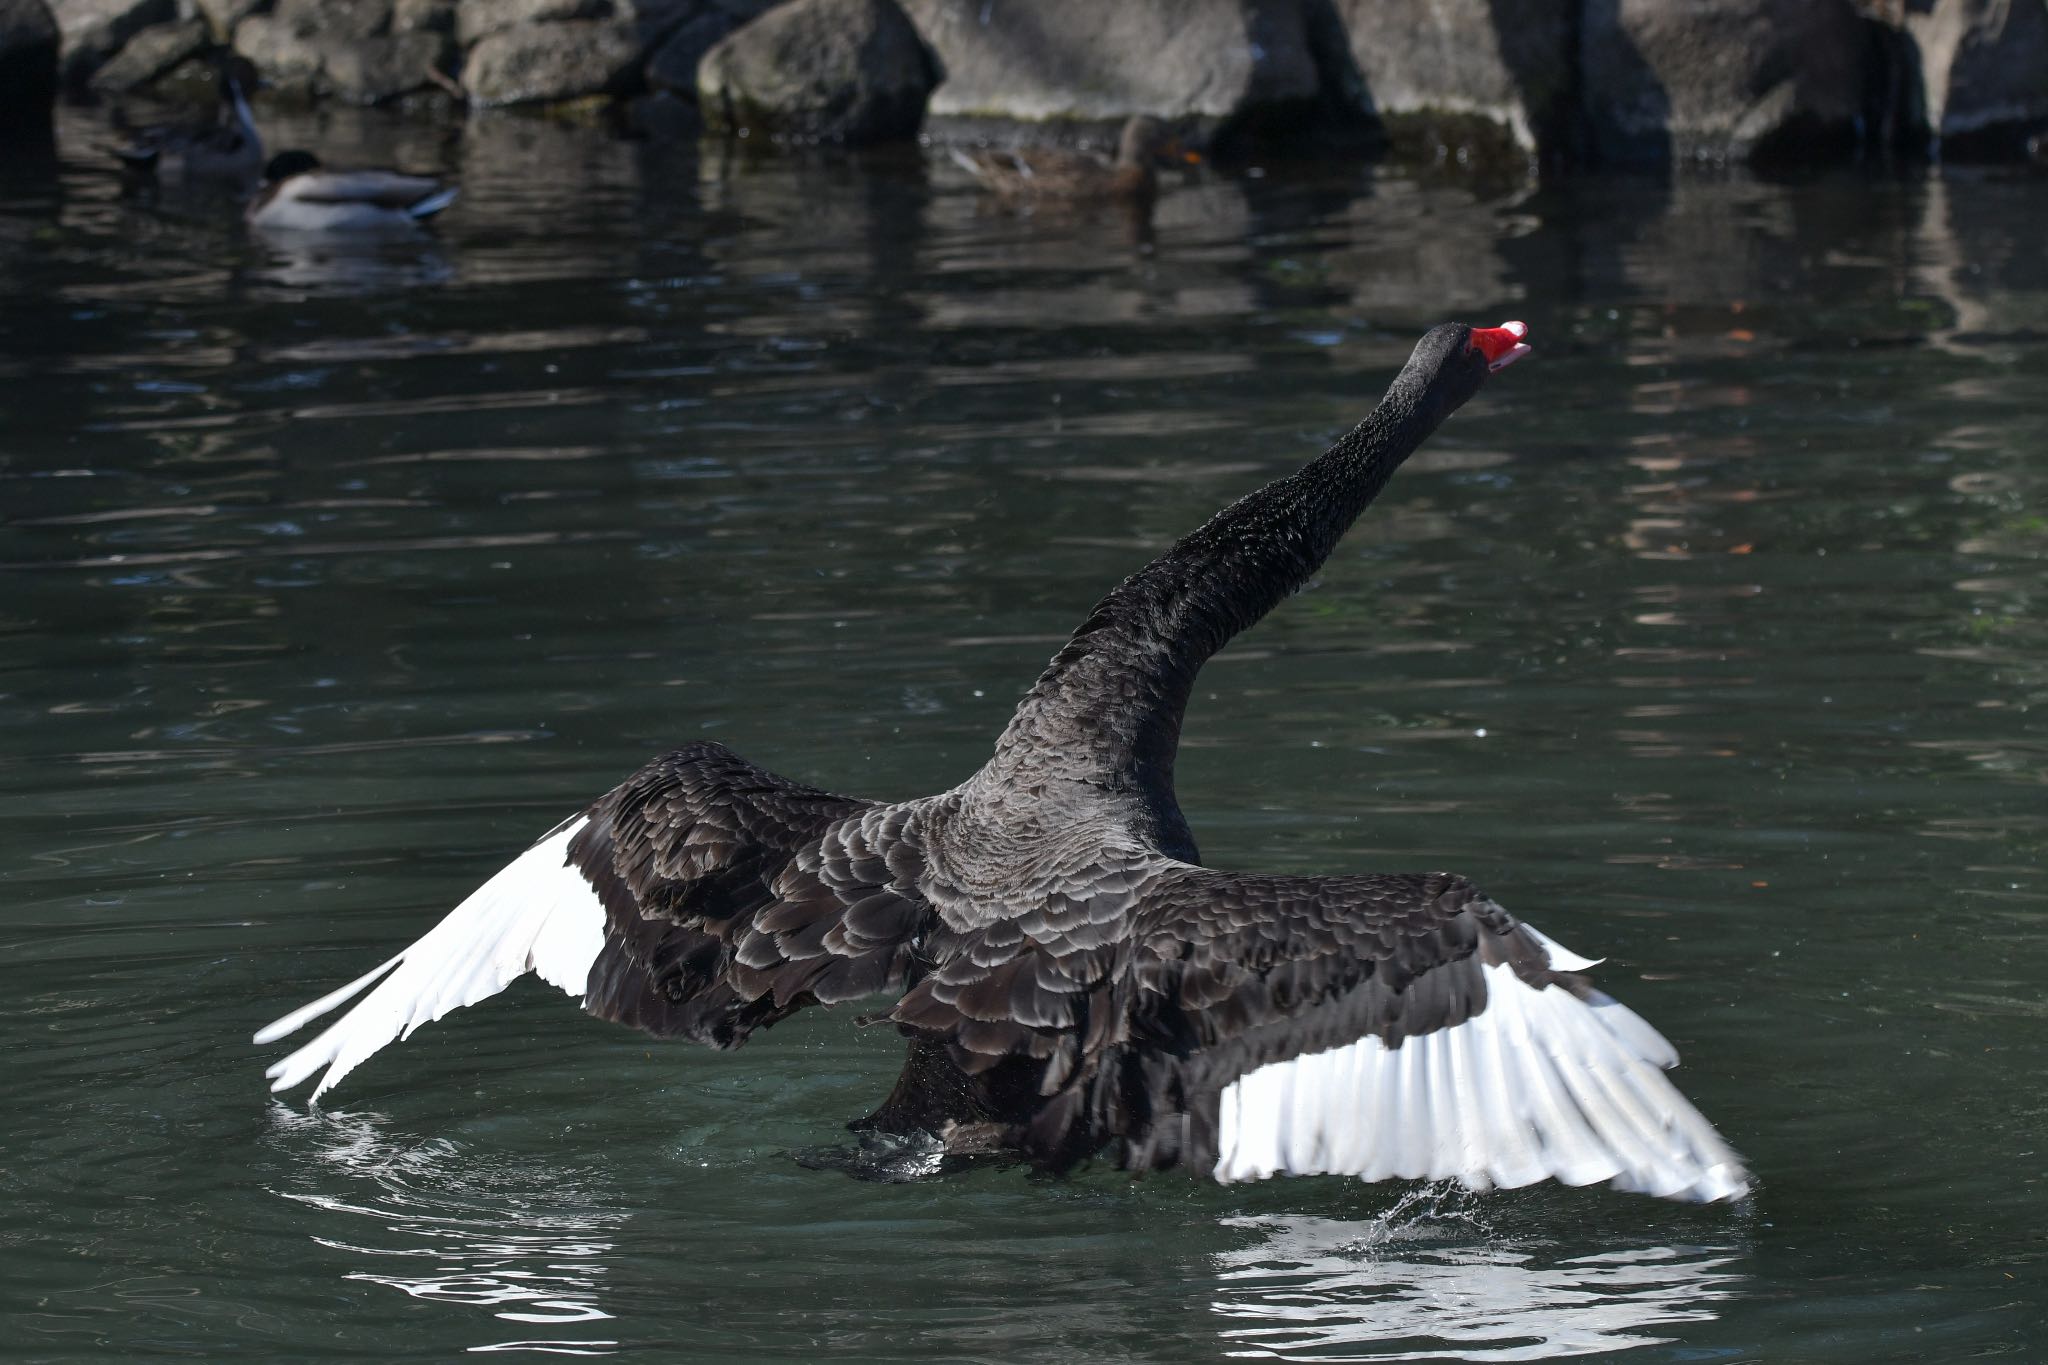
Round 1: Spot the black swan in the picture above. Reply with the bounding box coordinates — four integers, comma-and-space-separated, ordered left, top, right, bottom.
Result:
256, 321, 1748, 1202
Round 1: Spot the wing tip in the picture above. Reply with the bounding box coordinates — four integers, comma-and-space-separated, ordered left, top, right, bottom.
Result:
251, 951, 406, 1045
251, 816, 599, 1101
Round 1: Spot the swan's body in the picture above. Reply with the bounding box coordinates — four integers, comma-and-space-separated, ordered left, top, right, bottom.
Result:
114, 58, 263, 183
257, 322, 1748, 1202
246, 151, 457, 233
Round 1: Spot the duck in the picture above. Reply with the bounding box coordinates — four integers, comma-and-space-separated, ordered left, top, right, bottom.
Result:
255, 320, 1750, 1203
246, 151, 457, 233
950, 114, 1180, 207
113, 55, 263, 183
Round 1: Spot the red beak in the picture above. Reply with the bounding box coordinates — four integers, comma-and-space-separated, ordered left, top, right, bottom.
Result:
1469, 321, 1532, 373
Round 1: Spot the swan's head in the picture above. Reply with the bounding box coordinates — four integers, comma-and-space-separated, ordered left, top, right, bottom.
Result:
1399, 321, 1531, 423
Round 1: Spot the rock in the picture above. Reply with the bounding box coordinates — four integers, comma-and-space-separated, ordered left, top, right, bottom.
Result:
699, 0, 934, 141
462, 17, 642, 104
1333, 0, 1574, 158
454, 0, 607, 47
230, 12, 320, 86
235, 0, 450, 102
88, 14, 207, 90
192, 0, 265, 39
325, 29, 449, 100
899, 0, 1320, 123
0, 0, 59, 132
644, 8, 730, 92
1896, 0, 2048, 153
1580, 0, 1872, 165
53, 0, 174, 85
393, 0, 452, 33
272, 0, 388, 42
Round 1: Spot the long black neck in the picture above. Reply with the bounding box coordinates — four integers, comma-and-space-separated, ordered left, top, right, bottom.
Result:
977, 356, 1463, 820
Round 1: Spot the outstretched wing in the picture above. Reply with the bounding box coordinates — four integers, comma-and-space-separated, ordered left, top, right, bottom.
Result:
570, 743, 931, 1043
1115, 867, 1748, 1201
902, 861, 1746, 1201
255, 741, 933, 1101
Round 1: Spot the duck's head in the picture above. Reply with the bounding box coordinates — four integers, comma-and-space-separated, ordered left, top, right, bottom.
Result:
261, 149, 321, 185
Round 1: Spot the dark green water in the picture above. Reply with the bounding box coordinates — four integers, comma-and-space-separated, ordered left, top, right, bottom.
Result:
3, 107, 2044, 1361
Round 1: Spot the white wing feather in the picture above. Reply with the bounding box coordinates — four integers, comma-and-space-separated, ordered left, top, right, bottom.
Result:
1212, 927, 1748, 1202
254, 817, 604, 1102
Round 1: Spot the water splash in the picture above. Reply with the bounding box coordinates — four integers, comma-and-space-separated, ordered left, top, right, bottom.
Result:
264, 1104, 623, 1356
1211, 1184, 1743, 1361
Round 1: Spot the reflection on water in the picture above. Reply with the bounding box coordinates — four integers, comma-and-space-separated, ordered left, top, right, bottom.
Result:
1213, 1195, 1742, 1362
248, 233, 456, 297
266, 1105, 623, 1357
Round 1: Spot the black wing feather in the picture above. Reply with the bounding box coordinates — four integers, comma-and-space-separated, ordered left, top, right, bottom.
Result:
568, 741, 933, 1047
882, 859, 1561, 1173
1114, 868, 1566, 1173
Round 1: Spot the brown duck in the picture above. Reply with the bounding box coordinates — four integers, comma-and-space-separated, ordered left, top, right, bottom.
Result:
950, 115, 1178, 207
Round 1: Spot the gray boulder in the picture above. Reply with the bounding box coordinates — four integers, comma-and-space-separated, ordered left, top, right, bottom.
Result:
393, 0, 452, 33
454, 0, 693, 53
900, 0, 1320, 122
455, 0, 608, 47
53, 0, 173, 85
1581, 0, 1871, 164
88, 14, 207, 91
700, 0, 932, 141
234, 0, 452, 102
326, 30, 450, 100
272, 0, 386, 41
1334, 0, 1573, 158
1898, 0, 2048, 150
0, 0, 58, 131
230, 12, 319, 85
463, 17, 642, 104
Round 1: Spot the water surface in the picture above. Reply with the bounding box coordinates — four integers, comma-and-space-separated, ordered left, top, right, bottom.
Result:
2, 108, 2045, 1361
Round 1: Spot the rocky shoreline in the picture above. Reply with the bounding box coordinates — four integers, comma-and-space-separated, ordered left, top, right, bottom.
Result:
4, 0, 2045, 167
